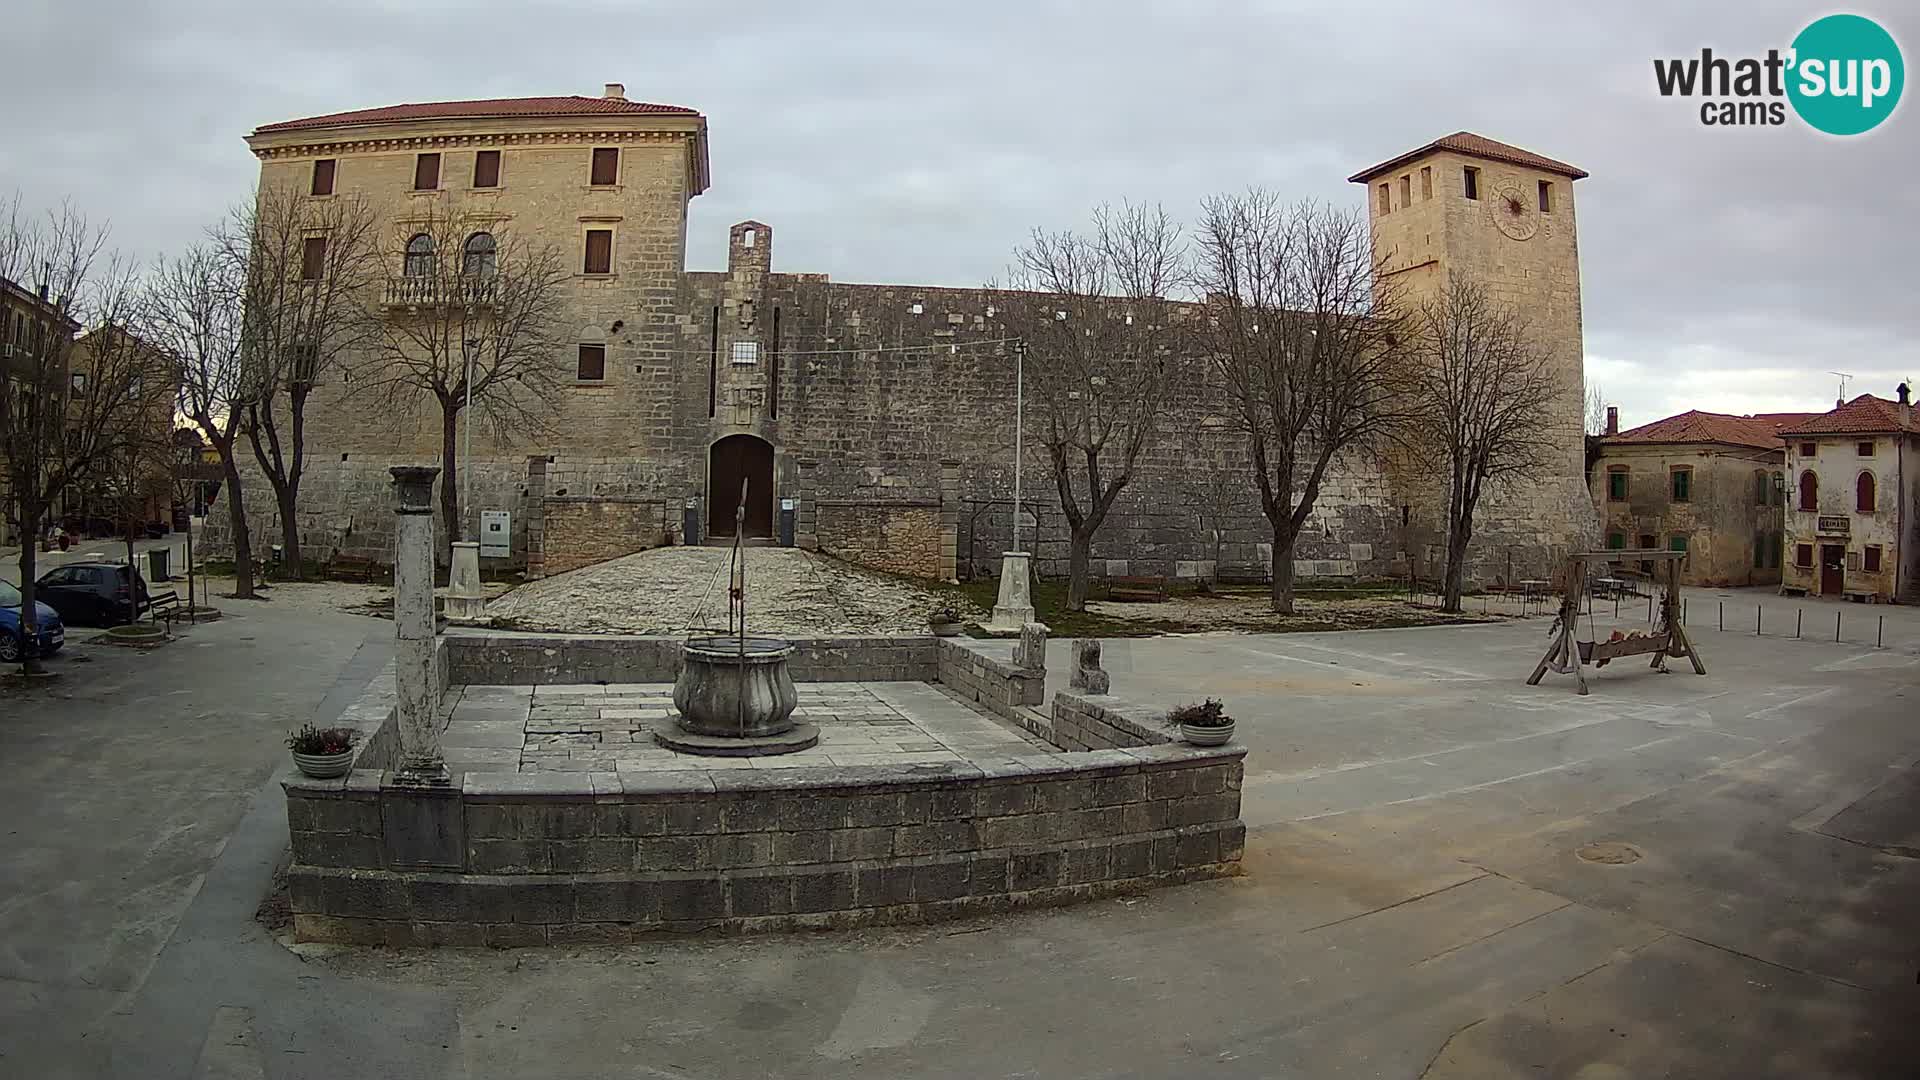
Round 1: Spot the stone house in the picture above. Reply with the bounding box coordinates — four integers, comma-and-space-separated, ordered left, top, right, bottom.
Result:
1779, 388, 1919, 602
213, 90, 1597, 585
1590, 408, 1812, 587
0, 274, 83, 546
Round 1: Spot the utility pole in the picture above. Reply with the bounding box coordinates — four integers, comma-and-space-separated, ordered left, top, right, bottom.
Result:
1013, 339, 1025, 554
462, 338, 477, 542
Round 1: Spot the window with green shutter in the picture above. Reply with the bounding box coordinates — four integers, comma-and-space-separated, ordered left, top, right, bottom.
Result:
1671, 467, 1691, 502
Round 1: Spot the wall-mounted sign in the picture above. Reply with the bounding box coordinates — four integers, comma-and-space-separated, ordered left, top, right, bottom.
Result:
1816, 515, 1850, 534
480, 510, 511, 557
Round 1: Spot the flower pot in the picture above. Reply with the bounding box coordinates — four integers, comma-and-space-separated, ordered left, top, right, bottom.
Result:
1180, 721, 1235, 747
930, 622, 962, 638
292, 749, 355, 779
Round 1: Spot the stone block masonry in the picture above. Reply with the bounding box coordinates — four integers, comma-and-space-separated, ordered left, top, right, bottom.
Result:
815, 500, 945, 580
541, 496, 668, 576
285, 743, 1245, 944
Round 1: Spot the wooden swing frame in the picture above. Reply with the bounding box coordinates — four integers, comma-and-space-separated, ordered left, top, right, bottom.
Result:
1527, 549, 1706, 695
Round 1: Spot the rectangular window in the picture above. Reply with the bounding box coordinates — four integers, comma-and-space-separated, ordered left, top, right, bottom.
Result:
473, 150, 501, 188
310, 159, 335, 196
1857, 440, 1874, 456
1795, 543, 1814, 568
413, 153, 440, 191
1770, 532, 1783, 569
1420, 166, 1432, 200
1607, 469, 1628, 502
1607, 532, 1625, 549
1670, 467, 1691, 502
1754, 535, 1765, 569
590, 147, 620, 186
300, 236, 326, 281
1669, 535, 1688, 552
583, 229, 613, 274
1463, 166, 1479, 200
1755, 470, 1769, 506
1864, 545, 1882, 573
1538, 180, 1552, 212
1376, 183, 1390, 215
576, 344, 606, 382
1399, 175, 1411, 207
1799, 441, 1816, 457
731, 341, 759, 366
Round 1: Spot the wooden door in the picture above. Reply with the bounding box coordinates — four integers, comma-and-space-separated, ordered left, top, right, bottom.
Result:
708, 435, 774, 538
1820, 545, 1844, 596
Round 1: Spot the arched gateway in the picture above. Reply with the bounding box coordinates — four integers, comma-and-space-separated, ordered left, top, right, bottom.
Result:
708, 434, 774, 538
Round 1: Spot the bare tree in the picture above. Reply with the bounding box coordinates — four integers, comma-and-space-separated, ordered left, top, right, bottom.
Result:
1585, 381, 1609, 435
0, 195, 156, 671
1404, 272, 1565, 613
1192, 193, 1411, 614
354, 207, 570, 561
992, 203, 1187, 611
144, 243, 260, 600
220, 184, 382, 577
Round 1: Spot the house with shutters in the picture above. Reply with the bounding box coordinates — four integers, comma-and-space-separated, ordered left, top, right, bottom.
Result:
1589, 407, 1814, 587
1779, 386, 1919, 602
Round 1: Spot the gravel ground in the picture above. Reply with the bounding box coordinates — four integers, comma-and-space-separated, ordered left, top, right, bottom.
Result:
485, 547, 969, 636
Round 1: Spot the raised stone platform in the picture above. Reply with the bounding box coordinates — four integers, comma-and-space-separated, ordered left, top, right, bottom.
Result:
283, 632, 1247, 945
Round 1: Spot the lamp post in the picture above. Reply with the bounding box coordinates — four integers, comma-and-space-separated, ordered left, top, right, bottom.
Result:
988, 339, 1036, 633
1013, 339, 1025, 554
175, 440, 196, 617
461, 337, 478, 542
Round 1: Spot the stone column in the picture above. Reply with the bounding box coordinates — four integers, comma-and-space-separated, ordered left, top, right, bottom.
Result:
446, 541, 486, 624
524, 455, 548, 580
938, 460, 960, 584
794, 457, 819, 551
390, 466, 448, 787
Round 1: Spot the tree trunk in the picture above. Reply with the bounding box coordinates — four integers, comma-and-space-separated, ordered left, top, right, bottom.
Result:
15, 519, 43, 675
1269, 523, 1298, 615
219, 452, 256, 599
273, 483, 303, 579
439, 402, 460, 564
1442, 507, 1475, 613
1065, 529, 1092, 612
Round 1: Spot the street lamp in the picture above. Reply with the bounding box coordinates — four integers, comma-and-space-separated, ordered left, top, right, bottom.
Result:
173, 438, 197, 617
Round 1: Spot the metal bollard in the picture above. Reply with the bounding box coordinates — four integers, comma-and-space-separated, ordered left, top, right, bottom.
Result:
1836, 611, 1842, 643
1795, 609, 1802, 639
1878, 615, 1883, 648
1757, 605, 1762, 636
1719, 601, 1723, 631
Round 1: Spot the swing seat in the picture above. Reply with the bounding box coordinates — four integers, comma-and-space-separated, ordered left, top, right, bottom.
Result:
1585, 633, 1673, 662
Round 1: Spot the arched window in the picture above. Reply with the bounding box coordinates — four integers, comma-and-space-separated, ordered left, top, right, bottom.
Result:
1798, 470, 1818, 512
1856, 471, 1875, 513
462, 232, 496, 277
403, 234, 435, 277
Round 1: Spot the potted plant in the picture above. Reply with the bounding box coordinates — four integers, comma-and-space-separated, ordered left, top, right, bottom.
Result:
1168, 698, 1236, 746
288, 723, 359, 779
928, 603, 965, 637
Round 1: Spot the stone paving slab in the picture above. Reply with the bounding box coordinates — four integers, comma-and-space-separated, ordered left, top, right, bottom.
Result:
438, 680, 1051, 775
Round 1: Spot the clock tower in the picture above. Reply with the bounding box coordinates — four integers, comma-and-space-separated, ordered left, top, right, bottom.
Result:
1350, 132, 1597, 581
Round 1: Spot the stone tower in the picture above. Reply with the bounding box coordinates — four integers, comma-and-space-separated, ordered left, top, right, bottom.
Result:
1350, 132, 1598, 580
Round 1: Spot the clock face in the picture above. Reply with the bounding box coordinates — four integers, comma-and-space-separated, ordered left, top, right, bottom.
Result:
1489, 180, 1539, 241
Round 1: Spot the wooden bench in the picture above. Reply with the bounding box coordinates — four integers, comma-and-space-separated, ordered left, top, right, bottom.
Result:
148, 590, 182, 630
1105, 575, 1168, 602
325, 552, 382, 582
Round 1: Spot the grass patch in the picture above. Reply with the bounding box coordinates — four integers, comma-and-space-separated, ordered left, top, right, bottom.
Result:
943, 578, 1188, 638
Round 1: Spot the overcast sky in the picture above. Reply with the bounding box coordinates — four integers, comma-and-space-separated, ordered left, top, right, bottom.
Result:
4, 0, 1914, 428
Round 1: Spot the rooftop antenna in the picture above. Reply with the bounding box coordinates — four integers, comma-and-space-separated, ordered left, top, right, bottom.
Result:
1829, 371, 1853, 406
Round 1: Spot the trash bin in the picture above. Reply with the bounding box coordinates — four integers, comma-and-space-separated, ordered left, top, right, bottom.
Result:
148, 548, 171, 583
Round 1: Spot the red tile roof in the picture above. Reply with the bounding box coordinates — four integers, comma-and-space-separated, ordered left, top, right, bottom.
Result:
1778, 394, 1919, 436
254, 95, 700, 135
1601, 410, 1814, 450
1349, 131, 1588, 184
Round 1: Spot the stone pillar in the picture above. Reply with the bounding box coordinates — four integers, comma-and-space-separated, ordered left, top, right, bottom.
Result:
1013, 622, 1047, 672
524, 456, 548, 580
445, 541, 486, 624
390, 466, 448, 787
986, 551, 1035, 633
1070, 639, 1110, 695
938, 459, 960, 584
794, 457, 819, 551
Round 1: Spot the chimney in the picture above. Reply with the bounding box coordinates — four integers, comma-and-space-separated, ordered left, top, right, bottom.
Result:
603, 83, 626, 100
1900, 381, 1912, 428
1604, 405, 1618, 436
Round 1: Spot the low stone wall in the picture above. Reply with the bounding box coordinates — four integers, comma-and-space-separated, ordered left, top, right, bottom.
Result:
1047, 691, 1173, 751
815, 499, 944, 580
541, 496, 668, 577
443, 631, 939, 686
936, 638, 1044, 725
286, 745, 1245, 945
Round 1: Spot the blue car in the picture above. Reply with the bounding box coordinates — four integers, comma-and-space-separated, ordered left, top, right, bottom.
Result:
0, 580, 65, 663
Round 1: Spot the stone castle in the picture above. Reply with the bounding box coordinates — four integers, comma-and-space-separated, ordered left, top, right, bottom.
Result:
217, 85, 1597, 584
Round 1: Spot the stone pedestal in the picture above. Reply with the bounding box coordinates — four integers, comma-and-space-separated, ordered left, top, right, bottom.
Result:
1071, 638, 1110, 695
1013, 622, 1047, 672
986, 551, 1036, 634
446, 541, 487, 625
390, 466, 449, 788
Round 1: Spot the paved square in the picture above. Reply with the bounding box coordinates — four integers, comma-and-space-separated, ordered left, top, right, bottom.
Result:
438, 681, 1054, 773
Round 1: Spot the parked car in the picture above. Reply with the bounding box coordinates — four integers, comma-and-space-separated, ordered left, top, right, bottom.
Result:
0, 580, 65, 662
34, 562, 151, 627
